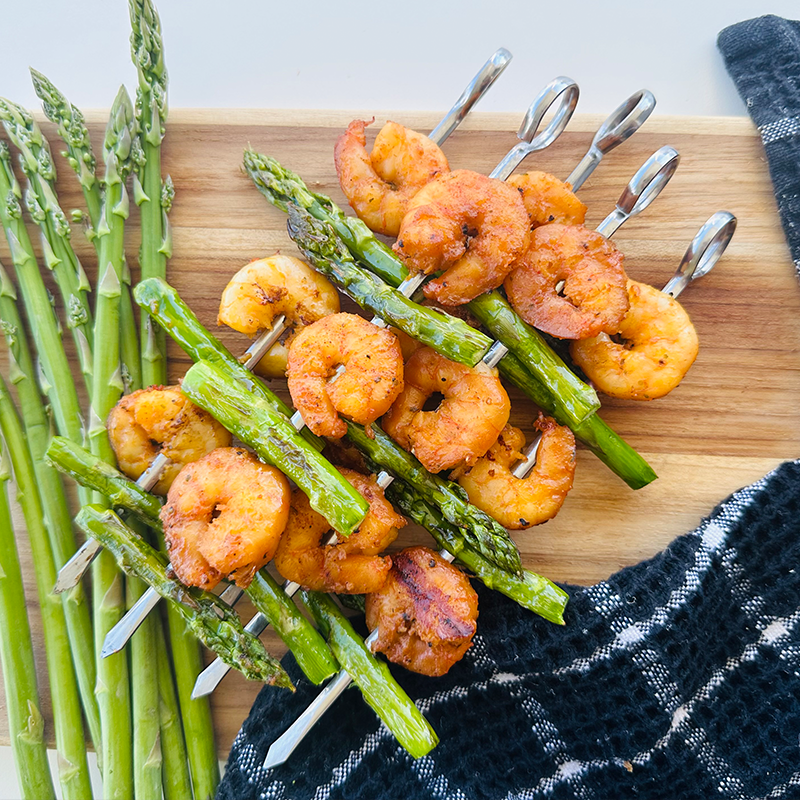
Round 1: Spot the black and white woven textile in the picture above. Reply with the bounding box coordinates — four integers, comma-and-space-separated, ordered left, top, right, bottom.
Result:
218, 19, 800, 799
218, 460, 800, 800
718, 15, 800, 277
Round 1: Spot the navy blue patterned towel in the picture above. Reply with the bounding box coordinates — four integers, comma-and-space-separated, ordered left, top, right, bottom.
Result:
718, 15, 800, 276
218, 460, 800, 799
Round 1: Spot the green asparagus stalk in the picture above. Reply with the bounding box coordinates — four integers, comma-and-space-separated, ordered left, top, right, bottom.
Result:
0, 143, 92, 507
245, 150, 656, 486
301, 590, 438, 759
89, 87, 137, 800
247, 570, 339, 685
345, 420, 523, 576
385, 479, 568, 624
0, 261, 101, 752
0, 376, 93, 799
130, 0, 170, 387
0, 443, 56, 799
153, 623, 194, 800
126, 528, 162, 800
30, 68, 103, 242
47, 436, 342, 692
133, 276, 324, 450
177, 361, 370, 537
75, 504, 293, 689
285, 204, 492, 367
245, 149, 600, 423
0, 100, 94, 390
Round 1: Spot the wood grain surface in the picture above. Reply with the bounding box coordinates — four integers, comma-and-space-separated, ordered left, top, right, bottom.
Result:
0, 110, 798, 757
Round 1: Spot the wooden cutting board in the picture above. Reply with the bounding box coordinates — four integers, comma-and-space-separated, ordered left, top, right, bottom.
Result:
1, 110, 799, 757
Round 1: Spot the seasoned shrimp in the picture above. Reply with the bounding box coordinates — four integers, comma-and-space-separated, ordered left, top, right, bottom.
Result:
504, 223, 629, 339
393, 169, 530, 306
274, 469, 406, 594
570, 279, 699, 400
365, 546, 479, 677
160, 447, 291, 590
287, 313, 404, 439
334, 119, 450, 237
508, 171, 587, 229
217, 255, 340, 379
456, 417, 576, 530
382, 347, 510, 473
107, 386, 231, 495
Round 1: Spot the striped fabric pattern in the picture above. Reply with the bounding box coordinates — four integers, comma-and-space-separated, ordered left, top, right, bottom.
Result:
718, 15, 800, 278
218, 459, 800, 799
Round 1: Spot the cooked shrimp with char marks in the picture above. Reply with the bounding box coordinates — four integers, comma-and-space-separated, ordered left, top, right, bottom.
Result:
365, 546, 479, 677
456, 416, 576, 530
287, 312, 405, 439
160, 447, 291, 590
508, 170, 587, 229
274, 469, 406, 595
382, 346, 510, 474
217, 255, 340, 379
334, 119, 450, 237
393, 169, 530, 306
505, 223, 629, 340
107, 385, 231, 495
570, 279, 699, 400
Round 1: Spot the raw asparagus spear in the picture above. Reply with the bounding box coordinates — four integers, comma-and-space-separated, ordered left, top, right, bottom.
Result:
0, 377, 93, 800
301, 590, 438, 759
75, 504, 293, 689
0, 144, 91, 507
0, 444, 56, 799
0, 260, 101, 752
0, 99, 94, 390
90, 87, 137, 799
30, 68, 103, 242
130, 0, 171, 388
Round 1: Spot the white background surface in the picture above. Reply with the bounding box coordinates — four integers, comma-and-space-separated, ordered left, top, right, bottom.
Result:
1, 1, 796, 797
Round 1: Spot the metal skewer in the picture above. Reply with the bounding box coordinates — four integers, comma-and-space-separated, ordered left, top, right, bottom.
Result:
190, 77, 581, 697
262, 205, 737, 771
99, 51, 519, 655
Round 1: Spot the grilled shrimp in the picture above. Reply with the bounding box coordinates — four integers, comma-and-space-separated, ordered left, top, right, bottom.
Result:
508, 170, 587, 229
334, 119, 450, 237
393, 169, 530, 306
217, 255, 340, 379
287, 313, 404, 439
160, 447, 291, 590
504, 223, 629, 339
382, 346, 510, 474
107, 386, 232, 495
570, 279, 699, 400
456, 416, 576, 530
274, 469, 406, 594
365, 546, 479, 677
